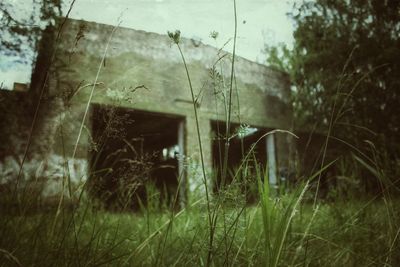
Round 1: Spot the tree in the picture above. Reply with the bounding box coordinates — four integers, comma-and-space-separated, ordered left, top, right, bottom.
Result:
0, 0, 61, 63
266, 0, 400, 193
269, 0, 399, 155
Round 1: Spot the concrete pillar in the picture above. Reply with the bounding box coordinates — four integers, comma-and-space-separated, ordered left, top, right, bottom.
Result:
266, 133, 277, 190
185, 114, 212, 203
177, 120, 186, 207
274, 133, 296, 187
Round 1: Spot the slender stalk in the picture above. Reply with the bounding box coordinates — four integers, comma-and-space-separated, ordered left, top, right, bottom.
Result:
217, 3, 238, 261
221, 0, 238, 187
14, 0, 77, 207
71, 23, 120, 160
174, 43, 214, 266
313, 47, 357, 206
157, 170, 185, 266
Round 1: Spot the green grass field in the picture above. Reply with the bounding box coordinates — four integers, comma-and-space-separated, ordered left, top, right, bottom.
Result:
1, 192, 399, 266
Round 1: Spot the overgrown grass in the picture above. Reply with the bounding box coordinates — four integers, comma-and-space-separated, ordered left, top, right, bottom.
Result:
1, 1, 400, 267
1, 194, 399, 266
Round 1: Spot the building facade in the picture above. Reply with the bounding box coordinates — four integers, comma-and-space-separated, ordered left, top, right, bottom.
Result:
1, 18, 294, 208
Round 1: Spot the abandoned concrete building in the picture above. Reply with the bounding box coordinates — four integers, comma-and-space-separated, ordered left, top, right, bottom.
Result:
0, 18, 295, 209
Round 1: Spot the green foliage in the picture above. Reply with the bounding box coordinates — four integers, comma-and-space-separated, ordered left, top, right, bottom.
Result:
264, 43, 292, 73
256, 161, 309, 267
267, 0, 400, 144
1, 193, 399, 266
291, 0, 400, 140
0, 0, 61, 62
1, 2, 398, 266
265, 0, 400, 192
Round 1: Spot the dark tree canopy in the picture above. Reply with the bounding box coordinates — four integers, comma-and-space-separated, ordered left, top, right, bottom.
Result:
0, 0, 61, 62
268, 0, 400, 159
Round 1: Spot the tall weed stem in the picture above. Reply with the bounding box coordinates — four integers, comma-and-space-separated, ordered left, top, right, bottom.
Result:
172, 40, 214, 266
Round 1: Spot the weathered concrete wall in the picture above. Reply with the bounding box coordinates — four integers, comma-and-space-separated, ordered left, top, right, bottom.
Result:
0, 90, 87, 201
50, 19, 291, 123
1, 18, 293, 204
0, 91, 32, 159
44, 19, 293, 200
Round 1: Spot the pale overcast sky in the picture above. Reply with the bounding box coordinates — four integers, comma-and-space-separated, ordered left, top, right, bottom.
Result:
0, 0, 298, 89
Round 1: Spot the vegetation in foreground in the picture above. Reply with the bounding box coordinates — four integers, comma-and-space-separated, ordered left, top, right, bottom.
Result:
0, 191, 399, 266
1, 1, 399, 266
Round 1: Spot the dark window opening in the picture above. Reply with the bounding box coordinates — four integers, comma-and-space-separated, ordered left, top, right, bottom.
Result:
211, 120, 274, 203
89, 104, 185, 211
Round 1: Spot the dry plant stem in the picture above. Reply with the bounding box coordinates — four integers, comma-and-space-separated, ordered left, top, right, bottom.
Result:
313, 58, 386, 207
50, 113, 69, 236
157, 171, 185, 266
124, 199, 203, 264
219, 2, 238, 262
0, 248, 22, 267
175, 43, 214, 265
14, 0, 77, 202
211, 56, 223, 185
290, 205, 320, 265
313, 47, 355, 207
59, 22, 120, 262
71, 22, 120, 161
221, 0, 238, 187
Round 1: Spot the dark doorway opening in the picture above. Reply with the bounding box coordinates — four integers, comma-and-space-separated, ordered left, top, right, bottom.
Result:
89, 104, 185, 211
211, 121, 273, 203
